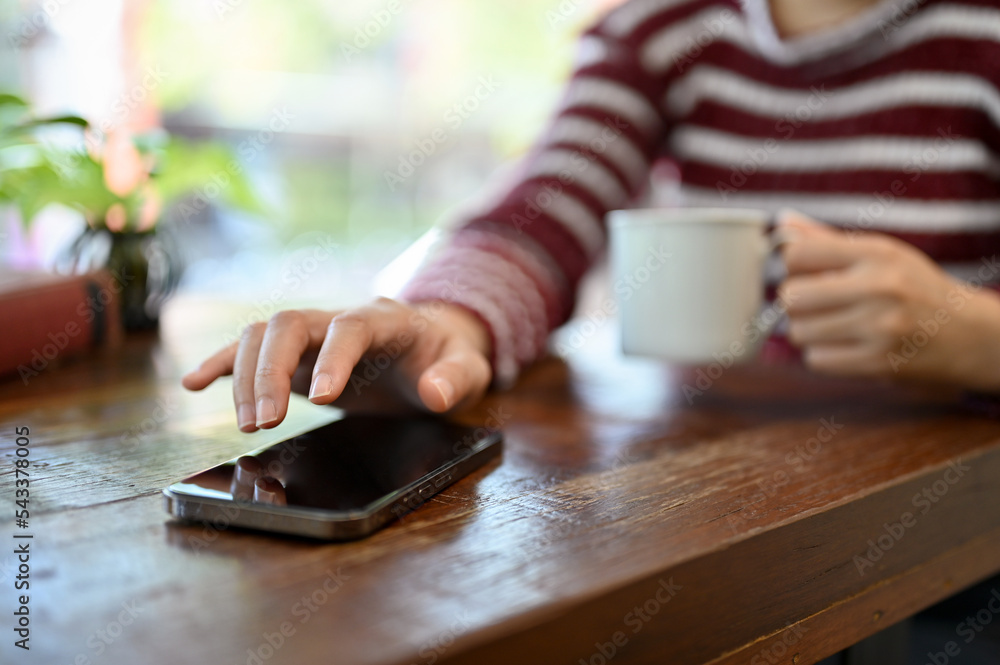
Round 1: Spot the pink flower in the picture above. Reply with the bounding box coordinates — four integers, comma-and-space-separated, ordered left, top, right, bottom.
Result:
136, 185, 162, 231
103, 131, 147, 197
105, 202, 127, 232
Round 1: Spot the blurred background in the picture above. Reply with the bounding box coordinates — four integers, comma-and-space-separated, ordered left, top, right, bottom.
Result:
0, 0, 621, 330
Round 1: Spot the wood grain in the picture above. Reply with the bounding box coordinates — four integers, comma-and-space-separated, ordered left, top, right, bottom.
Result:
1, 297, 999, 665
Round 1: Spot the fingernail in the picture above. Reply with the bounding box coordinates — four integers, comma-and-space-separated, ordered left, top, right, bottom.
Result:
230, 456, 263, 500
773, 227, 801, 246
776, 207, 796, 223
256, 397, 277, 426
237, 404, 256, 432
309, 373, 333, 400
254, 476, 287, 506
430, 377, 455, 409
235, 456, 263, 481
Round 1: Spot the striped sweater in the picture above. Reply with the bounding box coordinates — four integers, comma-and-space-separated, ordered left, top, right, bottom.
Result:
401, 0, 1000, 385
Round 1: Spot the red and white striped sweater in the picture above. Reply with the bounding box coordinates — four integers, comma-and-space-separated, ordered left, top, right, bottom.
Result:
401, 0, 1000, 385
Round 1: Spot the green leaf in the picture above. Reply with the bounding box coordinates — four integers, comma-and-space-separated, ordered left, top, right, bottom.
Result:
132, 130, 169, 154
0, 92, 265, 228
0, 94, 27, 109
148, 136, 265, 216
21, 114, 90, 129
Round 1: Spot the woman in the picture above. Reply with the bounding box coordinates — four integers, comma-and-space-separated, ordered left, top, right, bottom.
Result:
183, 0, 1000, 430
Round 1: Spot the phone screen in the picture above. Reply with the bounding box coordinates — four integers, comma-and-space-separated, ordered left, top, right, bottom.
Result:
168, 415, 499, 513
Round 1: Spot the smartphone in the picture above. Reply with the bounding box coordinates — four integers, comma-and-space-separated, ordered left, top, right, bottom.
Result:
162, 415, 503, 540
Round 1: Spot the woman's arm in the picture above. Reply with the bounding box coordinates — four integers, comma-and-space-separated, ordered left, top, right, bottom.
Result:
401, 17, 669, 386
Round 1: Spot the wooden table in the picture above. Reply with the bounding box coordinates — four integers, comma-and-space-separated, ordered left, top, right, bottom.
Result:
3, 295, 1000, 665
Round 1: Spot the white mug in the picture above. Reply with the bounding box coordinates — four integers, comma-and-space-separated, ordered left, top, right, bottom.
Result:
608, 207, 775, 364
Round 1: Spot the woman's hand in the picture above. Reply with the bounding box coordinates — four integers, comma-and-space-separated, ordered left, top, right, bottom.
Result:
182, 298, 493, 432
777, 210, 1000, 391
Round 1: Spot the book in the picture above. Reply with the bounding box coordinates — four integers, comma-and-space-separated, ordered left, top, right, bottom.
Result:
0, 269, 125, 384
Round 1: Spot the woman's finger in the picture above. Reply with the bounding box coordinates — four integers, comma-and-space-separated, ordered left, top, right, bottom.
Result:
803, 341, 887, 377
778, 210, 884, 277
308, 299, 416, 405
776, 209, 830, 233
780, 260, 891, 314
232, 322, 267, 432
782, 232, 868, 275
252, 311, 315, 429
787, 302, 872, 346
181, 342, 238, 390
416, 342, 493, 412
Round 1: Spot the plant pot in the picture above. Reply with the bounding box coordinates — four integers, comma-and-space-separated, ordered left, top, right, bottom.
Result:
63, 226, 180, 330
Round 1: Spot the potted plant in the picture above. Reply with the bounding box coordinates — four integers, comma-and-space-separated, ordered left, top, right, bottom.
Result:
0, 92, 262, 329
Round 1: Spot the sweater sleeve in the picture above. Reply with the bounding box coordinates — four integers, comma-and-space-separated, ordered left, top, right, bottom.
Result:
400, 19, 669, 386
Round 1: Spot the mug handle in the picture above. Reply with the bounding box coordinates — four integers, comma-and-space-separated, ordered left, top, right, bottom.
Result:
752, 218, 794, 341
